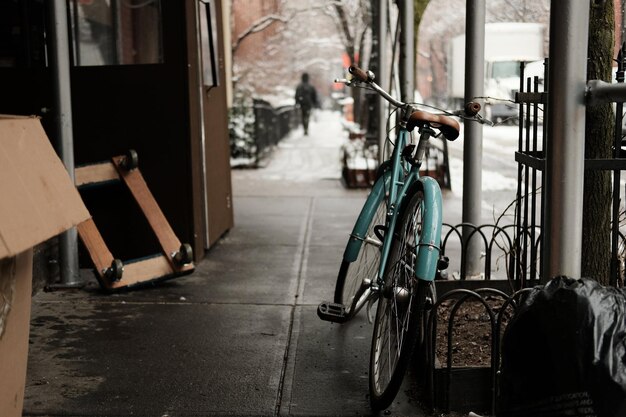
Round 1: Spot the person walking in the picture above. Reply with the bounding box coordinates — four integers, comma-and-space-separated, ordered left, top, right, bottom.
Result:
295, 73, 318, 135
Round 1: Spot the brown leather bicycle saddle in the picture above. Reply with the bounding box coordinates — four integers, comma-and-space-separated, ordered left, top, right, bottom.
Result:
406, 110, 461, 140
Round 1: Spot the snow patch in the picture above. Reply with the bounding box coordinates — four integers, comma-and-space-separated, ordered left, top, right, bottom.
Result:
449, 157, 518, 191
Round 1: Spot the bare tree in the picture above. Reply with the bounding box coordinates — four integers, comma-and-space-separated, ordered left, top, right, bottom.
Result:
486, 0, 550, 22
583, 0, 615, 285
231, 0, 372, 106
414, 0, 431, 86
327, 0, 372, 123
232, 13, 290, 56
330, 0, 372, 66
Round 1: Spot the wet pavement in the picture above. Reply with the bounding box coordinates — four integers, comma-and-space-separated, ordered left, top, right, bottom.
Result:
23, 112, 512, 416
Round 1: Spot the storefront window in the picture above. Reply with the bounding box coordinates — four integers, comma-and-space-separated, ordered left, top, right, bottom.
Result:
68, 0, 164, 66
199, 0, 219, 87
0, 0, 48, 68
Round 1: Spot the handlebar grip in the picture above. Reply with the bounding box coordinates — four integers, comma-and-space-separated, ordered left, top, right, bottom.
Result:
464, 102, 481, 116
348, 66, 372, 83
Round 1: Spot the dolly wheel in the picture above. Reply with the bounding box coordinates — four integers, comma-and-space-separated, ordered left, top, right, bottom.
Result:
121, 149, 139, 170
104, 259, 124, 281
173, 243, 193, 265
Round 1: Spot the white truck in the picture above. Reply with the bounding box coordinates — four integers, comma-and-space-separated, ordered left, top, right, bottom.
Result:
448, 22, 545, 123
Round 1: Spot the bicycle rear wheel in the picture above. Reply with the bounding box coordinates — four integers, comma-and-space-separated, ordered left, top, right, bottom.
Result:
334, 188, 386, 317
369, 188, 431, 410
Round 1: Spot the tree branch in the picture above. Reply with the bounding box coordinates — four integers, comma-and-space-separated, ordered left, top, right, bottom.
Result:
333, 2, 355, 60
232, 14, 290, 54
232, 2, 343, 55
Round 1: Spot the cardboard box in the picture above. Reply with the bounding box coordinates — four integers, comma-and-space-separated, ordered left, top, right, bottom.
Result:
0, 115, 90, 417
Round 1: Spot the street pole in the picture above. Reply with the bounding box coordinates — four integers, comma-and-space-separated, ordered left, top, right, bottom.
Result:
543, 0, 590, 281
399, 0, 414, 104
377, 0, 388, 163
462, 1, 485, 278
50, 0, 81, 287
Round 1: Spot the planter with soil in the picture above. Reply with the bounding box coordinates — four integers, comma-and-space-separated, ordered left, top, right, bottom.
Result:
425, 288, 517, 415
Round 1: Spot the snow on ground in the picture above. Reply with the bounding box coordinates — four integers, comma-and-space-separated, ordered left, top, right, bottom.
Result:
447, 123, 522, 217
448, 124, 520, 192
234, 110, 527, 222
236, 107, 523, 193
243, 110, 523, 190
240, 110, 347, 182
448, 158, 518, 192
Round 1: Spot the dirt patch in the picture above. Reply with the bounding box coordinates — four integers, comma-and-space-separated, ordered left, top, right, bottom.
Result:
434, 295, 514, 368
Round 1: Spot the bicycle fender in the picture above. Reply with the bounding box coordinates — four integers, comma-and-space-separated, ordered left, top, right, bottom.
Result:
414, 176, 442, 281
343, 173, 389, 262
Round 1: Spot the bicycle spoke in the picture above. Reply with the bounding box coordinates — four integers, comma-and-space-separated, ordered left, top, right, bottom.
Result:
386, 303, 392, 384
336, 192, 387, 317
344, 237, 380, 302
370, 189, 426, 408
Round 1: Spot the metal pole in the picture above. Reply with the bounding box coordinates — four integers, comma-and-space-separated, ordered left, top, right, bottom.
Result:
462, 0, 485, 278
377, 0, 388, 162
543, 0, 590, 281
50, 0, 81, 287
194, 1, 211, 248
586, 80, 626, 105
399, 0, 414, 103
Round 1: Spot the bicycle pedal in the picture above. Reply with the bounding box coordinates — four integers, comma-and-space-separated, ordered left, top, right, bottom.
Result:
317, 302, 350, 323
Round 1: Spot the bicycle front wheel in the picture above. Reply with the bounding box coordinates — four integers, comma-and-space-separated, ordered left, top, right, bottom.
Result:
369, 188, 429, 410
334, 187, 387, 317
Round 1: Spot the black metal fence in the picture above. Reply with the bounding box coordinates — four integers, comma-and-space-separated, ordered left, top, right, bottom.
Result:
252, 99, 299, 164
441, 224, 518, 281
424, 285, 536, 415
511, 60, 548, 288
229, 99, 299, 167
442, 58, 626, 288
429, 55, 626, 415
515, 57, 626, 287
436, 62, 548, 289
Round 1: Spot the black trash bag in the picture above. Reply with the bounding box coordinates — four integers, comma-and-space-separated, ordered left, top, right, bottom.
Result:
497, 276, 626, 417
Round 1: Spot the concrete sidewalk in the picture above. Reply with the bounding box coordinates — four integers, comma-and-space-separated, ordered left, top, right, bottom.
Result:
23, 115, 430, 416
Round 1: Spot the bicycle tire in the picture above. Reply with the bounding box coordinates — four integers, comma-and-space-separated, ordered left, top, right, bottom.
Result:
368, 187, 431, 410
334, 182, 387, 317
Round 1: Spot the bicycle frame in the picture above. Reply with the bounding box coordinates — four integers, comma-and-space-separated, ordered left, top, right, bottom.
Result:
320, 65, 468, 411
342, 125, 443, 285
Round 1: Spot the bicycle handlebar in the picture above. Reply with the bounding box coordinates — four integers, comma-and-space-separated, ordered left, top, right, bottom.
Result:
464, 102, 481, 117
345, 65, 481, 113
348, 66, 373, 83
344, 65, 405, 108
340, 65, 489, 133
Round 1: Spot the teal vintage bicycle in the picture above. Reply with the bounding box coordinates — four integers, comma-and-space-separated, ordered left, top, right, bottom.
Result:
318, 65, 480, 410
